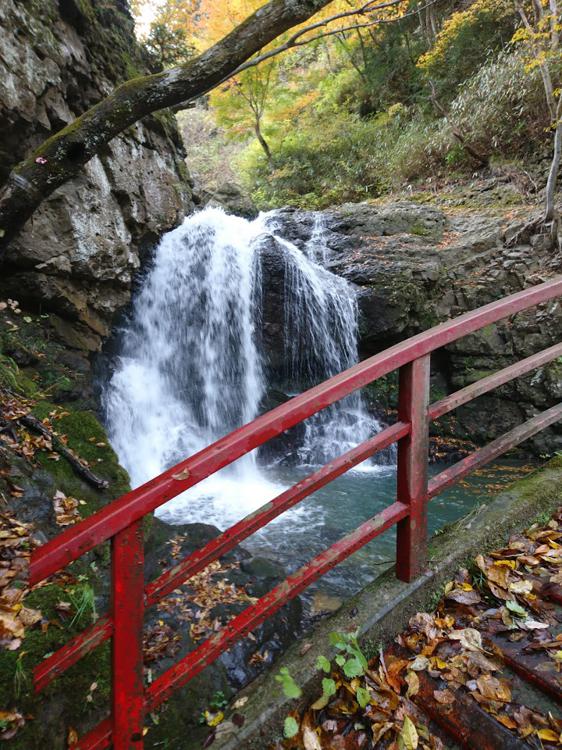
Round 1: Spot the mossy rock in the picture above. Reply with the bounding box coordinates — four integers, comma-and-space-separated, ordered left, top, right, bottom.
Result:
32, 402, 130, 503
0, 582, 111, 749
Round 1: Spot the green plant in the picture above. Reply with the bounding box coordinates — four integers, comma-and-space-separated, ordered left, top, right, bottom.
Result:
209, 690, 228, 711
533, 510, 552, 526
275, 667, 302, 699
13, 652, 28, 698
68, 582, 97, 627
283, 716, 299, 738
278, 631, 372, 739
329, 630, 368, 679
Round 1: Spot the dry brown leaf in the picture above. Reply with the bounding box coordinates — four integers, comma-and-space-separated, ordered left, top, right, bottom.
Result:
172, 468, 191, 481
497, 714, 518, 730
476, 674, 511, 703
19, 606, 41, 627
303, 725, 322, 750
433, 689, 455, 705
448, 628, 485, 652
0, 610, 24, 638
446, 588, 481, 605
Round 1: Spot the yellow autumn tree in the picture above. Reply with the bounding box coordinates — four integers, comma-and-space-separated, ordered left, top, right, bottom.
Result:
194, 0, 409, 161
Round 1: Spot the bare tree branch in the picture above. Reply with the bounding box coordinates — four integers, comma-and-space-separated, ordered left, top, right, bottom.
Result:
231, 0, 443, 77
233, 0, 406, 75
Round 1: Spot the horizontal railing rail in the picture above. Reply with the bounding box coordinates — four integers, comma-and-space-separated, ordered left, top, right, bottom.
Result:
28, 276, 562, 750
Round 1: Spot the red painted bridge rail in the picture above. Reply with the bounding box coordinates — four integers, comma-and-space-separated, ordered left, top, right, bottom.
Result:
29, 277, 562, 749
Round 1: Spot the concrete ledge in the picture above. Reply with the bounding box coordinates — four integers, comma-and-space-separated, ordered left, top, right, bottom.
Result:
213, 456, 562, 750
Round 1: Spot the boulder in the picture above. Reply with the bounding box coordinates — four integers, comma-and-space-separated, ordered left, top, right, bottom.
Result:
203, 182, 258, 218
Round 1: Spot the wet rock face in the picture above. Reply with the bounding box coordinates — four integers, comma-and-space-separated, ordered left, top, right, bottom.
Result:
254, 234, 288, 377
202, 182, 258, 219
268, 201, 562, 453
0, 0, 194, 351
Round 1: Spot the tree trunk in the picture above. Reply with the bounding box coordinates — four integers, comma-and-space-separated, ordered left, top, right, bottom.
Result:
255, 119, 274, 166
0, 0, 332, 250
544, 105, 562, 229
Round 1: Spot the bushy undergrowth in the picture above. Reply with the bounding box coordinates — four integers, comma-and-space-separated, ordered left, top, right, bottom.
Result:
241, 50, 553, 210
448, 51, 551, 158
182, 0, 557, 211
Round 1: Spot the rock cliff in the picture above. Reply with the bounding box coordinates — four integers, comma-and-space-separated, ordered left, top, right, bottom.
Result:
266, 200, 562, 454
0, 0, 194, 352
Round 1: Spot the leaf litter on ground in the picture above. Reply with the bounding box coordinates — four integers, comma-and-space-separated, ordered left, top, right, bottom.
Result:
267, 507, 562, 749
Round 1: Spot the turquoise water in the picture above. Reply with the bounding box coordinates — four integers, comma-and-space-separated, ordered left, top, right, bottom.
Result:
243, 459, 536, 599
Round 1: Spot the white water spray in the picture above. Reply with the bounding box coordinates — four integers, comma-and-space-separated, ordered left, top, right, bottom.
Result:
103, 208, 383, 528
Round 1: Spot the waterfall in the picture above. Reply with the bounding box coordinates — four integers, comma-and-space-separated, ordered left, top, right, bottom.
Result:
103, 207, 382, 528
271, 215, 378, 466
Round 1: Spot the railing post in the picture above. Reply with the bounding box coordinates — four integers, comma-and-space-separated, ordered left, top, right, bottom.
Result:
396, 355, 431, 582
112, 520, 145, 748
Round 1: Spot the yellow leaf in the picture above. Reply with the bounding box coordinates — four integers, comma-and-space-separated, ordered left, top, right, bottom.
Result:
400, 716, 419, 750
497, 715, 517, 730
311, 693, 330, 711
494, 560, 516, 569
204, 710, 224, 727
405, 670, 420, 698
431, 657, 448, 670
537, 729, 559, 742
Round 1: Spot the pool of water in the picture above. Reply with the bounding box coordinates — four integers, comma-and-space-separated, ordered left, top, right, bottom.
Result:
157, 457, 536, 601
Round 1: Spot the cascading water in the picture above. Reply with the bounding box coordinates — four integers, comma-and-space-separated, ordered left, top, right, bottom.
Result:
101, 205, 527, 596
272, 215, 378, 466
103, 207, 383, 530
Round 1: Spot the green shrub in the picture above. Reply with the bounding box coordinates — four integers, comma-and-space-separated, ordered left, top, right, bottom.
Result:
447, 50, 551, 158
417, 0, 517, 99
244, 109, 403, 209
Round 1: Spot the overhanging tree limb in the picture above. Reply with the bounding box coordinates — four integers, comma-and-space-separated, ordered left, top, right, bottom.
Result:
0, 0, 342, 248
231, 0, 405, 74
1, 0, 437, 247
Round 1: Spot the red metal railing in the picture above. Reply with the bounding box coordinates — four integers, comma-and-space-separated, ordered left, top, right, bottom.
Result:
29, 277, 562, 749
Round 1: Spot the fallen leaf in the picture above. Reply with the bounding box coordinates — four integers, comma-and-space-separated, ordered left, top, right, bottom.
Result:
303, 725, 322, 750
405, 670, 419, 698
409, 655, 429, 671
446, 588, 481, 605
537, 728, 559, 742
508, 579, 533, 594
399, 716, 418, 750
204, 710, 224, 727
448, 628, 485, 652
476, 675, 511, 703
172, 468, 191, 481
497, 715, 518, 730
433, 689, 455, 705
